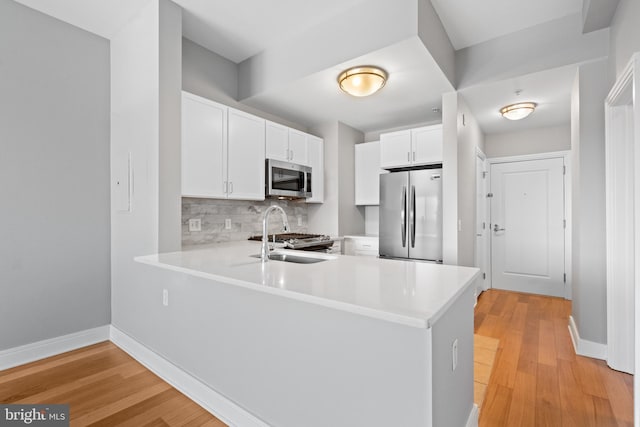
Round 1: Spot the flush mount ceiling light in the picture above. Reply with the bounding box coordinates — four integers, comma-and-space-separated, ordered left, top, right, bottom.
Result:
500, 102, 537, 120
338, 66, 387, 97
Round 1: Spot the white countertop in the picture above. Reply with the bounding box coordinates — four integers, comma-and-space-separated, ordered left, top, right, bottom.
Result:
136, 241, 479, 329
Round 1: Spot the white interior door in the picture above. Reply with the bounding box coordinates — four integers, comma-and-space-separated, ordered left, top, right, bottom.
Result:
490, 158, 565, 297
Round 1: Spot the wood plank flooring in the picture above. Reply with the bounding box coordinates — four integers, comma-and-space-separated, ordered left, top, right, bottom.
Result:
0, 341, 227, 427
476, 289, 634, 427
0, 290, 634, 426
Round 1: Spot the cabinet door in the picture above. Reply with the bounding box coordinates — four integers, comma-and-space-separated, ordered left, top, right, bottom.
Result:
305, 135, 324, 203
265, 121, 289, 161
181, 93, 227, 198
227, 108, 265, 200
288, 129, 308, 164
355, 141, 381, 205
412, 125, 443, 165
380, 130, 411, 169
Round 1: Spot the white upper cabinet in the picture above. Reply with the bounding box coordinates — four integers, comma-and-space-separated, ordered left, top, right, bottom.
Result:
412, 125, 443, 166
288, 129, 308, 164
379, 124, 442, 169
355, 141, 381, 205
227, 108, 266, 200
265, 121, 289, 161
181, 92, 265, 201
266, 121, 308, 164
379, 130, 411, 169
305, 135, 324, 203
182, 92, 227, 198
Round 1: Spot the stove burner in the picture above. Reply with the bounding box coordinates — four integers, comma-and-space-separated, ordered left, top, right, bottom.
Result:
248, 233, 335, 251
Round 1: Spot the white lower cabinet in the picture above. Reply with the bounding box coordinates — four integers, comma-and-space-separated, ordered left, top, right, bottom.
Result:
343, 236, 379, 257
181, 92, 265, 201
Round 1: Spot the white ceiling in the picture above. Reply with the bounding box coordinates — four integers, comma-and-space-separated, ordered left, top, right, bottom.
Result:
430, 0, 583, 50
459, 65, 576, 134
13, 0, 600, 135
244, 38, 451, 133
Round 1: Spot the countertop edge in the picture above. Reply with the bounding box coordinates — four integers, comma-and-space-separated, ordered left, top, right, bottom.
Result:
135, 255, 432, 329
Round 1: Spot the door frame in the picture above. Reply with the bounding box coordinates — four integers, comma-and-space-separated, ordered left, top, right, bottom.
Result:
605, 53, 639, 386
475, 148, 490, 295
486, 151, 572, 300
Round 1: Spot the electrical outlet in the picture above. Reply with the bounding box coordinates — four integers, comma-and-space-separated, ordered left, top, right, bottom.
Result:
297, 215, 303, 226
162, 289, 169, 307
188, 218, 201, 232
452, 338, 458, 371
225, 218, 232, 230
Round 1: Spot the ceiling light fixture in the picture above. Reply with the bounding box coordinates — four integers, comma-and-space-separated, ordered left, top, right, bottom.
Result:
338, 66, 387, 97
500, 102, 537, 120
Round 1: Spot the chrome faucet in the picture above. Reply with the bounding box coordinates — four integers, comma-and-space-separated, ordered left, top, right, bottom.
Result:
261, 205, 289, 262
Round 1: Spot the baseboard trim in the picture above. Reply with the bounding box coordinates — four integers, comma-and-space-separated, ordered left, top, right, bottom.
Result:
109, 326, 268, 427
568, 316, 607, 360
0, 325, 110, 371
465, 403, 479, 427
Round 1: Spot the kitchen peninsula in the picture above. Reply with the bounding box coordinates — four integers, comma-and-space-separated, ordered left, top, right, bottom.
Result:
130, 241, 479, 427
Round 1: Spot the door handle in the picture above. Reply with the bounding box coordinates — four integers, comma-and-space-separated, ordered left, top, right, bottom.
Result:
493, 224, 505, 232
401, 186, 407, 247
410, 185, 416, 248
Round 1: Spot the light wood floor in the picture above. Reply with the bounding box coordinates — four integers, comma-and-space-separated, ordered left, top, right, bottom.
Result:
0, 342, 227, 426
476, 289, 634, 427
0, 290, 634, 426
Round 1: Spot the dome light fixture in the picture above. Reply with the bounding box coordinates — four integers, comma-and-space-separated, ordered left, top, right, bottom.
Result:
500, 102, 537, 120
338, 66, 387, 97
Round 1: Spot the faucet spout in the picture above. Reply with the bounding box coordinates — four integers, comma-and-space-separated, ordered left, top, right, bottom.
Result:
261, 205, 289, 262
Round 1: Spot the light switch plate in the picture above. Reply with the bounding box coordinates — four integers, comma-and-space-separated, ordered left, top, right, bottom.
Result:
225, 218, 232, 230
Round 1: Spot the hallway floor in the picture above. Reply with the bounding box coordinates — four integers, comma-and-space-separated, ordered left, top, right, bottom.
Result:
476, 289, 633, 427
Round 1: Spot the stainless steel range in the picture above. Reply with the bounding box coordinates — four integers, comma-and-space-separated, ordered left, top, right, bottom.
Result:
248, 233, 335, 251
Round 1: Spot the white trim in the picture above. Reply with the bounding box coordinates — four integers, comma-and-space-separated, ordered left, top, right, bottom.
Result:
0, 325, 110, 371
109, 326, 268, 427
465, 404, 479, 427
568, 316, 607, 360
487, 151, 572, 299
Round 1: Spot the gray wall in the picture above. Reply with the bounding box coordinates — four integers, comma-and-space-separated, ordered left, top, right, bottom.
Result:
182, 37, 304, 131
609, 0, 640, 82
456, 97, 485, 268
308, 122, 365, 236
441, 92, 485, 267
0, 1, 110, 350
571, 60, 608, 344
484, 125, 571, 158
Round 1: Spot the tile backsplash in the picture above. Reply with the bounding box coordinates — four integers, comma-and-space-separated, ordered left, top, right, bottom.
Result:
182, 197, 309, 247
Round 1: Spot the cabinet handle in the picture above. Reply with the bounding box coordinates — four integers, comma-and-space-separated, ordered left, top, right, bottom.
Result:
290, 150, 294, 160
229, 182, 233, 194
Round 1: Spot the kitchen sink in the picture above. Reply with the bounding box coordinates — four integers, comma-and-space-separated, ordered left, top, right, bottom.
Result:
251, 251, 335, 264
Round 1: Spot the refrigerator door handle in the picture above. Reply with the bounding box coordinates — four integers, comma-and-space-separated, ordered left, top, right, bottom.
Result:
410, 185, 416, 247
401, 186, 407, 247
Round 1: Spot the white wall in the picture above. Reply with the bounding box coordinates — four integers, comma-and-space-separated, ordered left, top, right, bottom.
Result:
609, 0, 640, 82
571, 60, 608, 345
0, 1, 111, 350
484, 125, 571, 158
110, 0, 183, 335
338, 123, 366, 235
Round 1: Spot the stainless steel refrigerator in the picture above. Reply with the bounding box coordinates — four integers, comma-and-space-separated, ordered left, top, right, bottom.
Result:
379, 168, 443, 262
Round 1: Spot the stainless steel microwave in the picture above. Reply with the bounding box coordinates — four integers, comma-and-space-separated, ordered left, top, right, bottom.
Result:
266, 159, 312, 199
